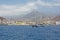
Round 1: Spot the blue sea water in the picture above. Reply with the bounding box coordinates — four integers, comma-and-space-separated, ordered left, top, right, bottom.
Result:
0, 25, 60, 40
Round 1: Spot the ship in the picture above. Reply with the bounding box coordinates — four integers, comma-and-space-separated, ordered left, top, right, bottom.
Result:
32, 24, 45, 27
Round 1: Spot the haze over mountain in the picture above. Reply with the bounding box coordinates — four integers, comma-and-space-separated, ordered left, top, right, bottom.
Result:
16, 10, 55, 21
22, 10, 46, 18
4, 9, 60, 21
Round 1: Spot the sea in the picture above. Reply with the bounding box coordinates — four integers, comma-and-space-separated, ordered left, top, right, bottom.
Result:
0, 25, 60, 40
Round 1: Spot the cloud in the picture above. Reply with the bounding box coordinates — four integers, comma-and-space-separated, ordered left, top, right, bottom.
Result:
54, 0, 60, 2
29, 0, 60, 7
37, 0, 60, 7
0, 3, 36, 16
0, 0, 60, 16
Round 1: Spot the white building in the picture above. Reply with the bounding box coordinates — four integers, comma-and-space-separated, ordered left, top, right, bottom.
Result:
56, 21, 60, 25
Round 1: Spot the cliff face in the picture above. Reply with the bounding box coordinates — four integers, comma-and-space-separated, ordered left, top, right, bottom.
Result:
0, 17, 6, 20
0, 17, 7, 24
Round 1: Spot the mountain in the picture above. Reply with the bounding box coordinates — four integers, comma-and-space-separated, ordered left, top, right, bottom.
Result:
4, 9, 60, 21
21, 10, 49, 21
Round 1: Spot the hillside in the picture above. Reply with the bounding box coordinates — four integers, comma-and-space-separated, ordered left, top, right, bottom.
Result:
52, 15, 60, 21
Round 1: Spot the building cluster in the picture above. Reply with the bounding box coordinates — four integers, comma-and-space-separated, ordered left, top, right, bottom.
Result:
40, 19, 60, 25
0, 17, 60, 25
0, 17, 36, 25
8, 20, 35, 25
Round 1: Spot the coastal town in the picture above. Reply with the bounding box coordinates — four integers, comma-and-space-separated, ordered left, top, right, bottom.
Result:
0, 16, 60, 26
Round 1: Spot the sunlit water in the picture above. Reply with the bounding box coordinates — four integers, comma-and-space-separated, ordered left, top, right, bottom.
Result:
0, 25, 60, 40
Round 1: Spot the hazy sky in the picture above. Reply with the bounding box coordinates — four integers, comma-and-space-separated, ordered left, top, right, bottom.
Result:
0, 0, 60, 16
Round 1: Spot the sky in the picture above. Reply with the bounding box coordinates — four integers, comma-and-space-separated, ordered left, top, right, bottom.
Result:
0, 0, 60, 16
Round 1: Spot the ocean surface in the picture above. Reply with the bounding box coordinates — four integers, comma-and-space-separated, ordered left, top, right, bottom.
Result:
0, 25, 60, 40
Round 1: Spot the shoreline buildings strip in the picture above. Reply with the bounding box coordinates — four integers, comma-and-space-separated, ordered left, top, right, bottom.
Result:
0, 16, 60, 26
